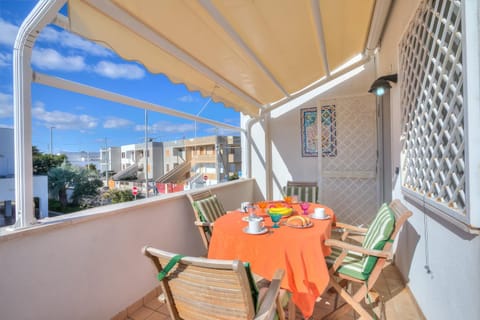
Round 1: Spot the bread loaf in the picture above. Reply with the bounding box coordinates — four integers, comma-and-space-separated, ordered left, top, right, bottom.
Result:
287, 215, 311, 227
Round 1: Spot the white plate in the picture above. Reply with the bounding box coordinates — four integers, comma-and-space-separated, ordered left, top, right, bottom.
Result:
284, 221, 313, 229
309, 214, 330, 220
243, 226, 269, 235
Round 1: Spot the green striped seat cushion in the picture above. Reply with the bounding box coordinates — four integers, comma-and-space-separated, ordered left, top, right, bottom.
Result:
325, 203, 395, 280
193, 195, 226, 223
283, 185, 318, 203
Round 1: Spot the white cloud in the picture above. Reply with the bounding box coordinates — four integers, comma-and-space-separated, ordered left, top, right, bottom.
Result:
103, 117, 134, 128
178, 95, 198, 103
0, 18, 18, 47
32, 102, 98, 130
0, 52, 12, 67
135, 121, 195, 134
94, 61, 145, 79
38, 26, 112, 57
205, 127, 240, 135
0, 93, 13, 118
32, 48, 86, 72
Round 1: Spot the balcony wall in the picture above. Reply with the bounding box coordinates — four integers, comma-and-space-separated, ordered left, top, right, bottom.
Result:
379, 1, 480, 319
0, 178, 260, 320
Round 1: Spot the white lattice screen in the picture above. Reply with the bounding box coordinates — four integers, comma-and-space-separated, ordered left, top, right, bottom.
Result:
399, 0, 465, 217
320, 95, 377, 226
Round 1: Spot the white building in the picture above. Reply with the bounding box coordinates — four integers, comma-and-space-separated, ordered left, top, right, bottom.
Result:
61, 151, 101, 169
0, 128, 48, 226
99, 146, 121, 174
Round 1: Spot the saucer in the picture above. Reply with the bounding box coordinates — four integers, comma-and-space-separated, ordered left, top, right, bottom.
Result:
243, 226, 268, 235
242, 216, 264, 222
309, 213, 330, 220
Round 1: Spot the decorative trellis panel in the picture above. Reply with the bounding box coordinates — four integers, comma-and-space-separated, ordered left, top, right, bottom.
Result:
399, 0, 465, 217
320, 95, 378, 226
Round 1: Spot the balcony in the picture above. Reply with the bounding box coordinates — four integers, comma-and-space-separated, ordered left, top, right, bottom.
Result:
0, 178, 423, 319
6, 1, 480, 319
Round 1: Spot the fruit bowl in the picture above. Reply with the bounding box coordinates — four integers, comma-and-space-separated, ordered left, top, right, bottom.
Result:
267, 206, 293, 217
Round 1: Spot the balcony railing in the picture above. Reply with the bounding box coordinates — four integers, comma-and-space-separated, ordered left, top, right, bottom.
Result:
0, 179, 258, 319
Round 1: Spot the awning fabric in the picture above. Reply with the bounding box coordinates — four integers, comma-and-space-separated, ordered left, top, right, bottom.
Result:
67, 0, 375, 116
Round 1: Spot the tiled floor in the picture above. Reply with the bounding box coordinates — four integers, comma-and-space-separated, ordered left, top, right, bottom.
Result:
113, 263, 424, 320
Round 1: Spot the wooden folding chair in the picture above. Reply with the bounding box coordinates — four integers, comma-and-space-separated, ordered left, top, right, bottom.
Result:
283, 181, 319, 203
186, 189, 226, 250
143, 246, 288, 320
322, 199, 412, 320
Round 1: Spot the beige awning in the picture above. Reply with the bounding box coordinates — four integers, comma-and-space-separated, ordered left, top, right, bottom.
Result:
67, 0, 377, 117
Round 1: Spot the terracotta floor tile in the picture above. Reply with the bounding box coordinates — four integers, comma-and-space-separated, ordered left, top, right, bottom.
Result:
144, 297, 163, 311
129, 306, 154, 320
127, 298, 144, 316
144, 312, 170, 320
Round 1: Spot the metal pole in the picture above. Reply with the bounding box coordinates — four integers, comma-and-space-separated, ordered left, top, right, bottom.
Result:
144, 109, 149, 198
49, 126, 55, 154
105, 137, 109, 188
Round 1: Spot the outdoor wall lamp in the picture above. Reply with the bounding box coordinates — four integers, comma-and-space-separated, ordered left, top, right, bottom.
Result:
368, 73, 398, 96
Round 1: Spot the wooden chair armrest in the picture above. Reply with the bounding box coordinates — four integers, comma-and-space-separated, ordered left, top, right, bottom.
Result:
334, 222, 368, 234
324, 239, 391, 259
255, 269, 285, 320
194, 221, 214, 227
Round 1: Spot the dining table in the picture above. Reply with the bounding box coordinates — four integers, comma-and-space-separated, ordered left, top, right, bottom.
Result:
207, 202, 335, 319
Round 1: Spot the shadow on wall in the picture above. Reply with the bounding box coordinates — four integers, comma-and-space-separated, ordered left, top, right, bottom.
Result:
395, 221, 420, 284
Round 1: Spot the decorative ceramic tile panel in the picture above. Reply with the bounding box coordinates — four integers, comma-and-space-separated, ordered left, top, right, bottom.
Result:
300, 105, 337, 157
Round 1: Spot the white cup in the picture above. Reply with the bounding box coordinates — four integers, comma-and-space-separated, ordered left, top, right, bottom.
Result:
314, 207, 326, 219
248, 217, 264, 233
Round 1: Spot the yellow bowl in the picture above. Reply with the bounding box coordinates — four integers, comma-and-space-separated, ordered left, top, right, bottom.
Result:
268, 207, 293, 217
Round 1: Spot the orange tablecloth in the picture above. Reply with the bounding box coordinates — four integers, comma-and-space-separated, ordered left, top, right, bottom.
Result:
208, 203, 335, 318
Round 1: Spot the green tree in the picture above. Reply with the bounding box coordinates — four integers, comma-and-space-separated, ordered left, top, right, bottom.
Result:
48, 163, 103, 209
86, 163, 97, 171
102, 189, 134, 203
71, 167, 103, 205
48, 163, 76, 209
33, 146, 67, 175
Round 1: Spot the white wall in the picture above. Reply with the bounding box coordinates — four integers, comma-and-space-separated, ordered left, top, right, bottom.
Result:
0, 179, 256, 320
379, 1, 480, 319
0, 127, 48, 219
247, 61, 377, 202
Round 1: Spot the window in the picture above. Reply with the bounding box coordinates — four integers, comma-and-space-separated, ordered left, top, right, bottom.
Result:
400, 0, 470, 225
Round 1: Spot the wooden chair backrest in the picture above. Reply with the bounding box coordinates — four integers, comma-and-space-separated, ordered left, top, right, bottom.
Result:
143, 246, 256, 320
360, 199, 412, 285
186, 189, 215, 249
286, 181, 317, 188
384, 199, 413, 253
285, 181, 319, 203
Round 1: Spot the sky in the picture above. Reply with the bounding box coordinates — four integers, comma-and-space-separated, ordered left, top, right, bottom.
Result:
0, 0, 240, 154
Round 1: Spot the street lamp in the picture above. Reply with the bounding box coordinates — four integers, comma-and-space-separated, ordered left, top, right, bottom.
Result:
49, 126, 55, 154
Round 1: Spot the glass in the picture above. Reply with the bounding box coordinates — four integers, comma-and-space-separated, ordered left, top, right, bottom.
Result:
256, 201, 268, 213
300, 202, 310, 215
268, 212, 282, 228
247, 205, 258, 220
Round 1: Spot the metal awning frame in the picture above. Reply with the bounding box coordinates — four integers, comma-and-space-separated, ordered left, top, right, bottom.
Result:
12, 0, 392, 228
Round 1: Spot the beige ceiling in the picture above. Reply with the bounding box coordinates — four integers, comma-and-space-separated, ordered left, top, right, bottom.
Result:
68, 0, 376, 116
